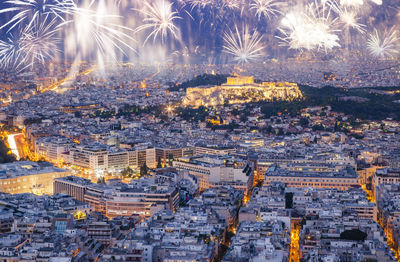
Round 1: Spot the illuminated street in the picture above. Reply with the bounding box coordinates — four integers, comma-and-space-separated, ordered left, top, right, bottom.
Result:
6, 134, 20, 160
290, 224, 300, 262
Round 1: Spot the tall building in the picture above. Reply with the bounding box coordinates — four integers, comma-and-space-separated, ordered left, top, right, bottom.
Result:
53, 176, 92, 202
34, 136, 74, 164
69, 144, 108, 171
67, 144, 161, 172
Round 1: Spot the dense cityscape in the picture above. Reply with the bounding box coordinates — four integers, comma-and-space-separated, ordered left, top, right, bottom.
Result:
0, 0, 400, 262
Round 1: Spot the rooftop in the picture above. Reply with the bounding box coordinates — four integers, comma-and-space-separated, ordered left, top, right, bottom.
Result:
0, 161, 68, 179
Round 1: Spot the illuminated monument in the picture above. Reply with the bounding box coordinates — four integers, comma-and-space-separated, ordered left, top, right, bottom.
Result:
183, 76, 303, 108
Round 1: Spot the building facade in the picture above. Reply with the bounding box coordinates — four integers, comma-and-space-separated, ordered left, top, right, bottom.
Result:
0, 161, 70, 195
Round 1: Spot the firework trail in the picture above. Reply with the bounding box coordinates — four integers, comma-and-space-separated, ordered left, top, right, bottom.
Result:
134, 0, 182, 44
20, 15, 60, 68
277, 1, 341, 52
0, 0, 76, 32
223, 25, 265, 63
338, 9, 365, 33
250, 0, 284, 21
62, 0, 136, 64
336, 0, 382, 7
328, 1, 366, 33
0, 36, 24, 70
0, 15, 59, 71
367, 27, 399, 58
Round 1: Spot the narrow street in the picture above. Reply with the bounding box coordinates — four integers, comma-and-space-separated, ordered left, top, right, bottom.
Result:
289, 224, 300, 262
360, 186, 399, 261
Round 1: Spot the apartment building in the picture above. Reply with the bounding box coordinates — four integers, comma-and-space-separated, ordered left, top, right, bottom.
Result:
54, 176, 180, 219
173, 155, 253, 194
264, 165, 359, 191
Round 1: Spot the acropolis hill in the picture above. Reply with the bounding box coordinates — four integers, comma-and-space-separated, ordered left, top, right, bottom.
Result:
183, 76, 303, 108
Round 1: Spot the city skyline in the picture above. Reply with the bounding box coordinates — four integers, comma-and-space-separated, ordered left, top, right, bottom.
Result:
0, 0, 399, 262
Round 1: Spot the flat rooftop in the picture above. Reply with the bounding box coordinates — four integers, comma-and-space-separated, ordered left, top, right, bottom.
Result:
0, 161, 68, 179
266, 165, 357, 178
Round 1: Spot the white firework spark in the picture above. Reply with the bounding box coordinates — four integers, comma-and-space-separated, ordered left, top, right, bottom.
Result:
336, 0, 382, 6
0, 15, 60, 71
367, 28, 399, 58
278, 1, 341, 51
338, 8, 366, 33
187, 0, 241, 10
339, 0, 364, 6
134, 0, 181, 44
223, 25, 265, 64
20, 15, 60, 67
186, 0, 213, 9
0, 0, 76, 32
63, 1, 136, 62
222, 0, 242, 10
250, 0, 283, 20
0, 36, 24, 70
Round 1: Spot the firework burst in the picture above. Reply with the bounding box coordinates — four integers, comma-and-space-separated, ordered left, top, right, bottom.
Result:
0, 15, 60, 71
367, 28, 399, 58
278, 1, 341, 52
20, 15, 60, 67
337, 8, 366, 33
339, 0, 364, 7
63, 0, 136, 63
187, 0, 242, 10
223, 25, 265, 64
328, 0, 365, 33
186, 0, 213, 9
335, 0, 382, 7
0, 36, 24, 70
0, 0, 76, 32
250, 0, 283, 21
134, 0, 182, 44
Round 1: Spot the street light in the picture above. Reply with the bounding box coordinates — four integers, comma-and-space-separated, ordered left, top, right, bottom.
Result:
166, 106, 173, 118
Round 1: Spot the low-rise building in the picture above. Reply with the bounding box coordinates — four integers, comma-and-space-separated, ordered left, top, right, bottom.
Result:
173, 155, 254, 194
372, 168, 400, 198
264, 165, 359, 191
0, 161, 70, 195
54, 176, 180, 219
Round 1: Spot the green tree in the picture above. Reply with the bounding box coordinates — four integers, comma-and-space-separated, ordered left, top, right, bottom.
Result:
299, 117, 309, 127
0, 139, 16, 163
312, 124, 325, 131
97, 176, 106, 184
340, 229, 367, 241
121, 167, 134, 177
169, 74, 229, 91
157, 157, 162, 168
140, 163, 149, 176
168, 153, 174, 166
23, 117, 42, 126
